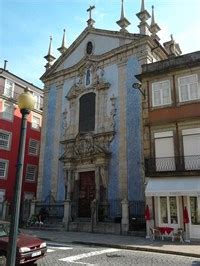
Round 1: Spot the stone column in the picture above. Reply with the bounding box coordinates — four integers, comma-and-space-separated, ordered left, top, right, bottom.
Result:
95, 167, 100, 201
121, 198, 129, 234
146, 220, 151, 239
63, 200, 71, 230
185, 223, 190, 243
67, 170, 72, 200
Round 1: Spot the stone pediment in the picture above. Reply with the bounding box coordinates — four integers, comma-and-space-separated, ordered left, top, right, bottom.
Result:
41, 27, 139, 81
60, 131, 114, 163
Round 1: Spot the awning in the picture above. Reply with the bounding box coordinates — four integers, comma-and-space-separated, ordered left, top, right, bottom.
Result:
145, 177, 200, 197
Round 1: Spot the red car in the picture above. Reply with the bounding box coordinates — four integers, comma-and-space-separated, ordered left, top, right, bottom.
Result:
0, 221, 47, 265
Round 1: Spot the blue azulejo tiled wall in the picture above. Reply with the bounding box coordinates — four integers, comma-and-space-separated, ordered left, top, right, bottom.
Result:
105, 64, 120, 201
42, 84, 57, 201
126, 57, 143, 201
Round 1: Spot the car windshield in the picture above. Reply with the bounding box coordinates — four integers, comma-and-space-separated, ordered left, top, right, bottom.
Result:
0, 223, 10, 237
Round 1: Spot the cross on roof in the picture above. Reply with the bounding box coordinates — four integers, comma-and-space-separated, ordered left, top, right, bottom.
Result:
87, 5, 95, 20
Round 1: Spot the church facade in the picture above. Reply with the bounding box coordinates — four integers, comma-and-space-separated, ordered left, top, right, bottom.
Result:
37, 1, 177, 227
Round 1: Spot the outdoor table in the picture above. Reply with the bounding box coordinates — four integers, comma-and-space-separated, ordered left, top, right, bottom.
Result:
158, 227, 174, 240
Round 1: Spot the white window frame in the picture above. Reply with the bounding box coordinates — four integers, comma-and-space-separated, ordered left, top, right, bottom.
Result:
2, 102, 14, 121
31, 115, 41, 131
158, 196, 180, 228
0, 159, 9, 179
178, 74, 200, 102
33, 92, 41, 110
4, 79, 14, 98
152, 80, 171, 107
154, 131, 175, 171
28, 139, 39, 156
0, 130, 12, 150
182, 128, 200, 170
25, 165, 37, 182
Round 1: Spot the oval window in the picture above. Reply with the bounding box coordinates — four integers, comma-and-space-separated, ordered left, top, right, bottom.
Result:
86, 41, 93, 55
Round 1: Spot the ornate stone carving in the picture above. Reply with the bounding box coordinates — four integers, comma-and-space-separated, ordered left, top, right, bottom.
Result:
109, 95, 117, 130
74, 133, 94, 156
60, 132, 114, 163
66, 63, 111, 100
62, 108, 68, 137
66, 83, 84, 100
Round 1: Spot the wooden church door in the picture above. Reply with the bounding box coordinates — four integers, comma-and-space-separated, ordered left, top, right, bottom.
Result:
78, 171, 95, 218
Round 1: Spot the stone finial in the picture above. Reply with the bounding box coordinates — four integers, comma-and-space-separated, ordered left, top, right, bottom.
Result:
140, 0, 145, 12
163, 34, 182, 57
58, 29, 67, 54
44, 36, 56, 69
87, 5, 95, 28
149, 5, 161, 41
116, 0, 130, 32
136, 0, 150, 35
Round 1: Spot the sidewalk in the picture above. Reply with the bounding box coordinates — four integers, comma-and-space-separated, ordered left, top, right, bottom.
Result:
22, 229, 200, 258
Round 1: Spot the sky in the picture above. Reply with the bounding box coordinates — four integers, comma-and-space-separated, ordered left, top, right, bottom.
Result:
0, 0, 200, 88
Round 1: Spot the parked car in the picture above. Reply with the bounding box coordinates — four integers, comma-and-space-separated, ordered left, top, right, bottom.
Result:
0, 220, 47, 265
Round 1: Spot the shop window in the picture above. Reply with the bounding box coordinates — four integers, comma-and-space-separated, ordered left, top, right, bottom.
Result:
190, 197, 200, 225
160, 197, 168, 223
169, 197, 178, 224
152, 80, 171, 107
178, 74, 200, 102
159, 196, 178, 225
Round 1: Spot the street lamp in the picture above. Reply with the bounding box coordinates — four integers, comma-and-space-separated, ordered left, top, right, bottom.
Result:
7, 88, 35, 266
132, 82, 145, 97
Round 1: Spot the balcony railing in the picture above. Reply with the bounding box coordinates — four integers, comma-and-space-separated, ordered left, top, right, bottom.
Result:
145, 155, 200, 176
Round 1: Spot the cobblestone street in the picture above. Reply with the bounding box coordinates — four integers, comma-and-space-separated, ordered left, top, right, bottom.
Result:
35, 241, 200, 266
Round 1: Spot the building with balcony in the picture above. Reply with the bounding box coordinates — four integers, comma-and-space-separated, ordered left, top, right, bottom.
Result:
0, 67, 43, 221
137, 51, 200, 240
